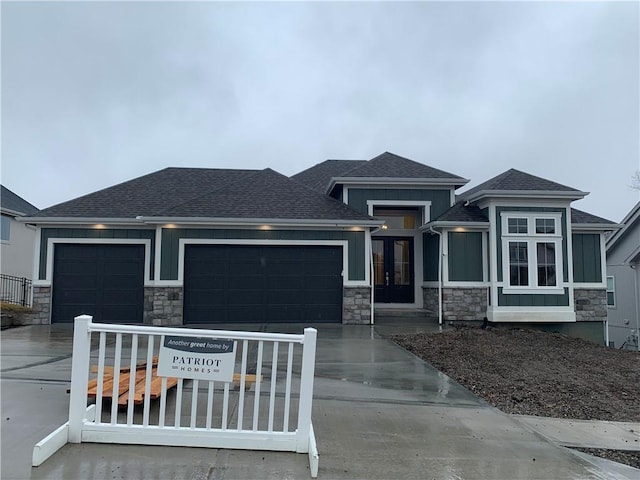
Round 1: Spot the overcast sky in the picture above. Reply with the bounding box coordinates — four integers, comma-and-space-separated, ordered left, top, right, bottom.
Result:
2, 1, 638, 222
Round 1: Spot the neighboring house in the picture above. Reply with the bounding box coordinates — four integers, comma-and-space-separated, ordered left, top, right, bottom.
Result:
1, 185, 39, 305
20, 152, 617, 343
605, 202, 640, 350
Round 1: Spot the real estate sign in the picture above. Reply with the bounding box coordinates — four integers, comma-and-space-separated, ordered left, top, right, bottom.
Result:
157, 336, 236, 382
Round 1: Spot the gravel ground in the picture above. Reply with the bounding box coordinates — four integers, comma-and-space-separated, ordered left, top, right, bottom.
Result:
392, 327, 640, 469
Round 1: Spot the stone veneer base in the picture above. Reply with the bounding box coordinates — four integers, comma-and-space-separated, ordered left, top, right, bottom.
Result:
423, 286, 488, 322
343, 286, 371, 324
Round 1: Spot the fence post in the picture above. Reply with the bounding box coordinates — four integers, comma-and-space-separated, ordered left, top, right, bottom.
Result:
21, 277, 27, 306
296, 327, 317, 453
68, 315, 92, 443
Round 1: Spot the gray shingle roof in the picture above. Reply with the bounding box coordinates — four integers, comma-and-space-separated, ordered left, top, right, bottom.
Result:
292, 152, 466, 192
571, 208, 616, 225
32, 168, 257, 218
157, 168, 375, 221
1, 185, 39, 215
431, 202, 489, 224
28, 167, 375, 222
291, 159, 367, 193
459, 169, 583, 200
344, 152, 466, 180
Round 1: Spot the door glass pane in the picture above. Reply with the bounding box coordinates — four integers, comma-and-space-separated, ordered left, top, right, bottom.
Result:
509, 241, 529, 286
537, 242, 556, 286
373, 240, 385, 286
394, 240, 410, 285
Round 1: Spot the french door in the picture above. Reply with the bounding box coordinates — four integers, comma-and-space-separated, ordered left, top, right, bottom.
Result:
372, 237, 414, 303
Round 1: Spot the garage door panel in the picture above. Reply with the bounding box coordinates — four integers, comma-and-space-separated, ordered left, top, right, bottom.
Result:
53, 244, 144, 324
103, 261, 143, 275
56, 275, 99, 289
184, 245, 342, 324
226, 290, 264, 304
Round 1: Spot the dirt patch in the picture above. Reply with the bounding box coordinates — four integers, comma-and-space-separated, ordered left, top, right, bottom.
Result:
391, 327, 640, 468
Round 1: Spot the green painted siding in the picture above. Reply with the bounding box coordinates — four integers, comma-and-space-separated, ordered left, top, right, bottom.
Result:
39, 228, 156, 280
497, 287, 570, 307
347, 188, 452, 219
160, 228, 366, 281
448, 232, 483, 282
495, 207, 568, 283
572, 234, 602, 283
423, 233, 439, 281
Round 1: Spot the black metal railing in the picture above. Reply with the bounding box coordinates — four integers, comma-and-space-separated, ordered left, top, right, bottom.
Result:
0, 274, 32, 307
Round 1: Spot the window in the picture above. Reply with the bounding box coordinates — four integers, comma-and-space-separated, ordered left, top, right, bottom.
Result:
508, 218, 528, 234
508, 242, 529, 286
536, 243, 556, 286
501, 213, 563, 292
0, 215, 10, 242
536, 218, 555, 234
606, 276, 615, 307
374, 208, 417, 230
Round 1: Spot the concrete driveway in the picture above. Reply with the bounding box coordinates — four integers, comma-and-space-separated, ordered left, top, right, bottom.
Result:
1, 320, 636, 479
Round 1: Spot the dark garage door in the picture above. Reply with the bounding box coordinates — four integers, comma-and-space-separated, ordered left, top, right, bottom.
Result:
52, 244, 145, 324
184, 245, 343, 323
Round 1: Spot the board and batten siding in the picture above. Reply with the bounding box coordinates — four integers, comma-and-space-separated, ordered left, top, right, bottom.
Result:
347, 188, 452, 219
160, 228, 367, 281
423, 233, 439, 282
448, 232, 483, 282
572, 233, 602, 283
39, 228, 156, 281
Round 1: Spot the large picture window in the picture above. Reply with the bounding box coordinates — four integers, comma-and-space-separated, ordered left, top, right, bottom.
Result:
501, 213, 563, 293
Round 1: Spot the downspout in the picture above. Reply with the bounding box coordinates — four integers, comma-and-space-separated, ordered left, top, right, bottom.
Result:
429, 226, 443, 326
634, 264, 640, 352
369, 226, 383, 326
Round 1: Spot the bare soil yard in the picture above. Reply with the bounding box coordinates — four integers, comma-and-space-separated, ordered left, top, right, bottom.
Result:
392, 327, 640, 469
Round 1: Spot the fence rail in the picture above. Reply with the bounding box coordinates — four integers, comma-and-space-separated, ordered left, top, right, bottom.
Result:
33, 315, 319, 477
0, 274, 32, 307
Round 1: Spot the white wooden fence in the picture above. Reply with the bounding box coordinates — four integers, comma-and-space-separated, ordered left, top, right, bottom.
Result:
33, 315, 319, 477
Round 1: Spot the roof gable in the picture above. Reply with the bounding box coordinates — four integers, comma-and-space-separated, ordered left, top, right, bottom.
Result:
1, 185, 39, 216
606, 201, 640, 253
460, 169, 586, 202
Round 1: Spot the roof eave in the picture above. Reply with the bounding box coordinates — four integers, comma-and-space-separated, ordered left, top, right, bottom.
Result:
17, 216, 145, 226
18, 215, 384, 229
1, 207, 31, 217
419, 221, 490, 231
327, 176, 470, 194
465, 190, 589, 203
572, 223, 621, 231
136, 216, 384, 228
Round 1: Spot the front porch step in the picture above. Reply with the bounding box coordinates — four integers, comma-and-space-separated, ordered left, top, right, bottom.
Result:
374, 308, 431, 320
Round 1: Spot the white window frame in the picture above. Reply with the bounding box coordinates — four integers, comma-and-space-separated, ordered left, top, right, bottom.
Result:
1, 215, 11, 242
606, 276, 615, 307
501, 212, 564, 294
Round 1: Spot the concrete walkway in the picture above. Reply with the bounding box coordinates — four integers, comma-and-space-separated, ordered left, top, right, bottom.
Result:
2, 320, 639, 479
513, 415, 640, 451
